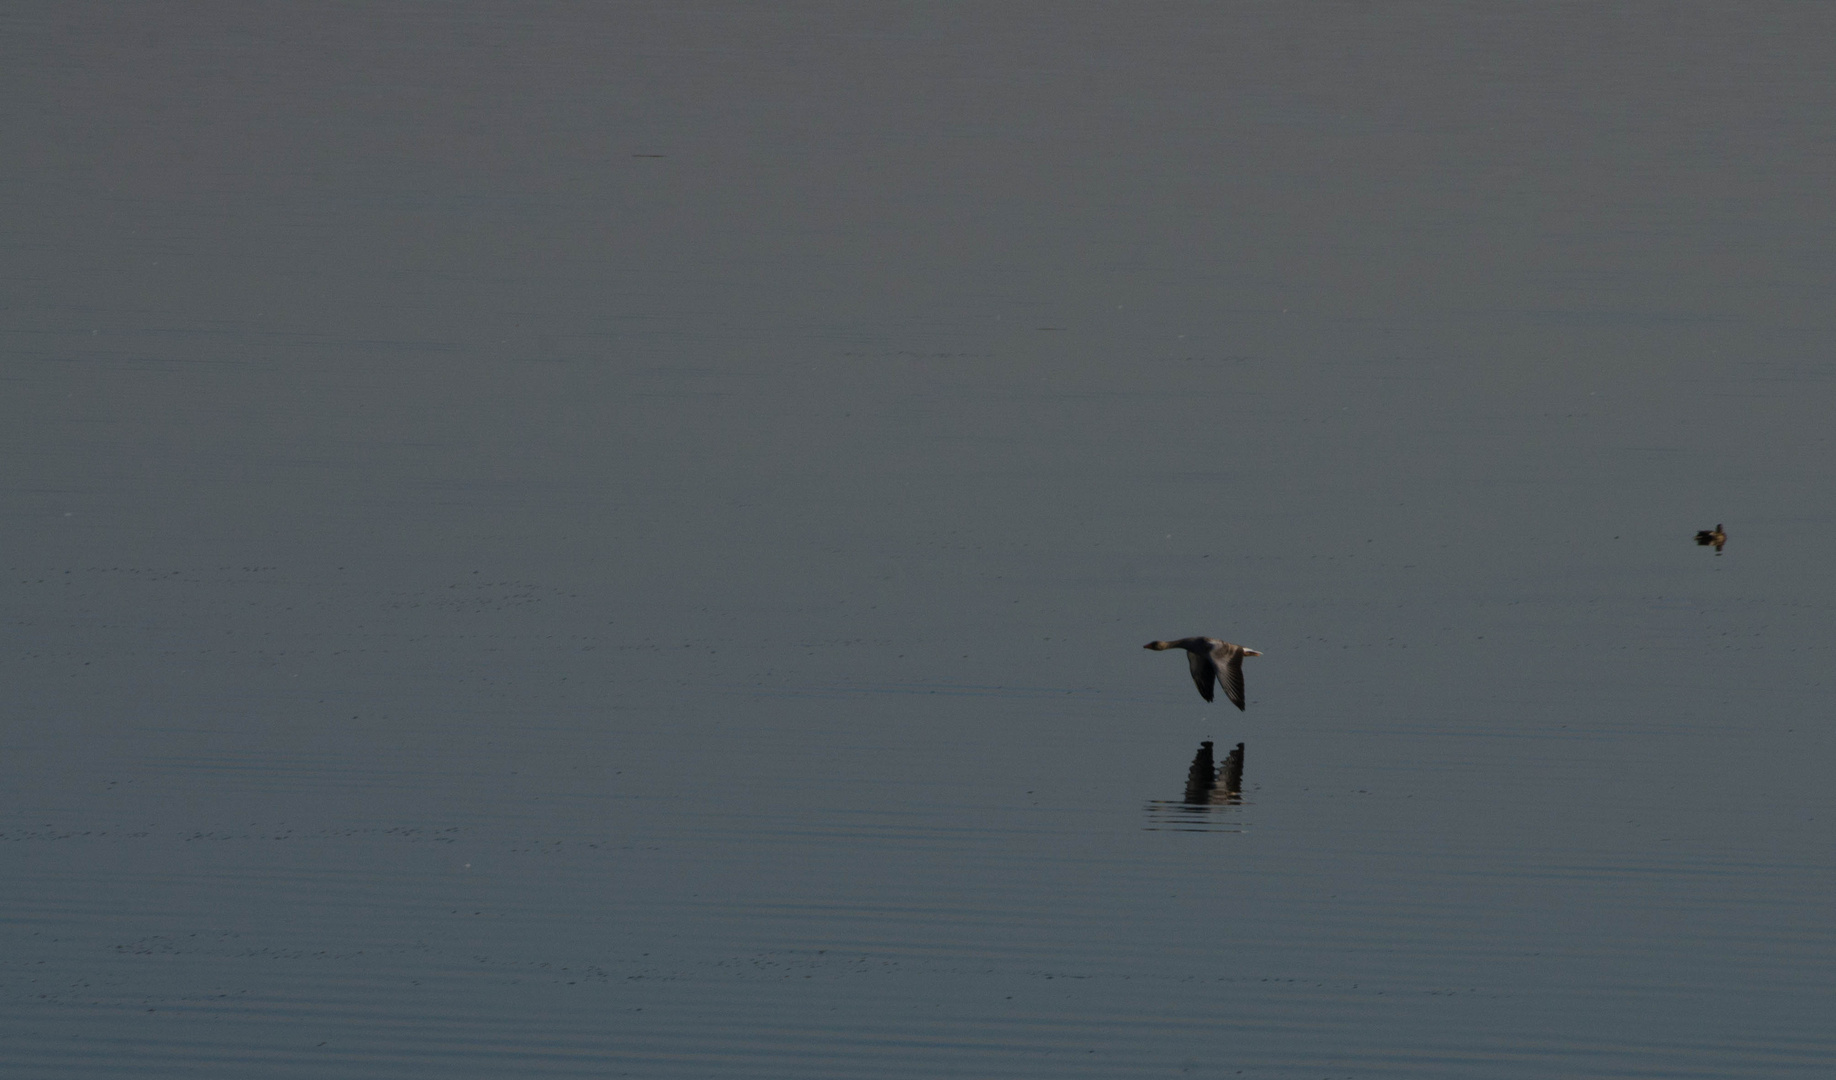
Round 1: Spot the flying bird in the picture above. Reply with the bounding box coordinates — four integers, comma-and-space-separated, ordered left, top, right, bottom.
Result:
1145, 637, 1261, 710
1695, 524, 1726, 553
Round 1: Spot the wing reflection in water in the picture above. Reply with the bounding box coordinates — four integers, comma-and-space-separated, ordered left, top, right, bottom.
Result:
1144, 741, 1249, 832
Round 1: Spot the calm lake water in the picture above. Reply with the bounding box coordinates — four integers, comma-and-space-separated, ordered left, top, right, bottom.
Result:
4, 3, 1833, 1076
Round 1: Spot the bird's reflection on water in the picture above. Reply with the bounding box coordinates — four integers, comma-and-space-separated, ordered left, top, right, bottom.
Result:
1143, 741, 1249, 832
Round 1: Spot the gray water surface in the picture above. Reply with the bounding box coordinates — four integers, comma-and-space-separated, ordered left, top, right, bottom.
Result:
4, 4, 1834, 1077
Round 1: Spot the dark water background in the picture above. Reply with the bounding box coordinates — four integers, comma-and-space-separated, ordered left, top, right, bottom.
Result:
4, 3, 1833, 1076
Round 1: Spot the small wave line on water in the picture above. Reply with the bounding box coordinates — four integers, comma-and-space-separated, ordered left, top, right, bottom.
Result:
740, 682, 1104, 700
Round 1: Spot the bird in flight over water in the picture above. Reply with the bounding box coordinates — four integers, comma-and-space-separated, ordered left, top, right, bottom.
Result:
1145, 637, 1262, 710
1695, 524, 1726, 553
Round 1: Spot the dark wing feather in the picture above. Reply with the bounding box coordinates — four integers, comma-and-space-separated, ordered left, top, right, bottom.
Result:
1220, 650, 1247, 711
1186, 650, 1216, 702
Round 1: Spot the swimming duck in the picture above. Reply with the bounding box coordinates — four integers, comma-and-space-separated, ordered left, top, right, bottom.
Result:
1695, 524, 1726, 553
1144, 637, 1261, 710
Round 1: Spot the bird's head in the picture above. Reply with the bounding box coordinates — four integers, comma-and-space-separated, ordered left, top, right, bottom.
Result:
1143, 640, 1173, 651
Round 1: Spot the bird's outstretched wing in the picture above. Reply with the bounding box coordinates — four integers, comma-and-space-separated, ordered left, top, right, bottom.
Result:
1186, 650, 1216, 702
1220, 651, 1247, 711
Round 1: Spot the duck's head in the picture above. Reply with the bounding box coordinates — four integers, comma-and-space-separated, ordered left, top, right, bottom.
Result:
1143, 640, 1174, 651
